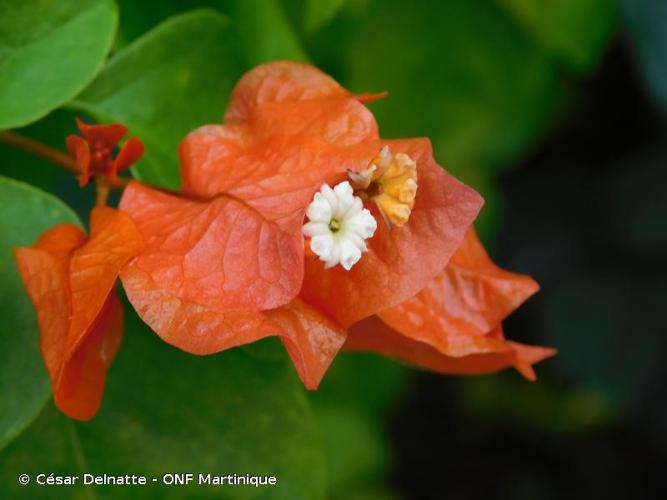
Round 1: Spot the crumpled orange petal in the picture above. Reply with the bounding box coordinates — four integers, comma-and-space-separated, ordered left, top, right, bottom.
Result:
119, 181, 303, 312
346, 229, 556, 379
121, 262, 344, 389
346, 317, 555, 380
119, 263, 279, 354
13, 207, 143, 419
179, 64, 380, 200
224, 61, 351, 123
345, 228, 555, 380
266, 299, 347, 390
379, 229, 542, 354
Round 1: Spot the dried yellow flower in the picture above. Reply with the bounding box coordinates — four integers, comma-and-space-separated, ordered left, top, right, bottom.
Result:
348, 146, 418, 228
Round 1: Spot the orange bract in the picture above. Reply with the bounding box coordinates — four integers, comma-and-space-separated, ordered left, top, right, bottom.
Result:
346, 317, 554, 380
119, 61, 549, 389
120, 263, 345, 390
14, 207, 143, 419
346, 229, 556, 379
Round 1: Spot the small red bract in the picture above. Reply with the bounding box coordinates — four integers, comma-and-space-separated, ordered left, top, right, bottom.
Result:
66, 117, 144, 187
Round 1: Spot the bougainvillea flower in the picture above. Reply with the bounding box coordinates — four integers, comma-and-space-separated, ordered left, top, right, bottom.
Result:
66, 117, 144, 187
13, 207, 143, 419
302, 181, 378, 269
119, 61, 550, 389
345, 229, 556, 380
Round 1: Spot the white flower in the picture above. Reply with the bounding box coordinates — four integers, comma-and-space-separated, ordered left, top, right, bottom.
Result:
303, 181, 377, 270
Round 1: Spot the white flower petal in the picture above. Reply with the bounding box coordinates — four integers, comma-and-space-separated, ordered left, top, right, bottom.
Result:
319, 183, 338, 214
333, 181, 355, 215
303, 181, 378, 270
311, 234, 335, 260
306, 193, 332, 222
303, 221, 330, 237
339, 239, 362, 271
347, 208, 377, 239
344, 231, 367, 252
342, 196, 363, 219
324, 241, 341, 268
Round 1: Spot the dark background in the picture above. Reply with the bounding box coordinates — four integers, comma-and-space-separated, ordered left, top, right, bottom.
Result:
386, 40, 667, 500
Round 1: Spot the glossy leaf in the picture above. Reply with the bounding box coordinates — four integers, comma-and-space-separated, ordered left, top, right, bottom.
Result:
303, 0, 347, 33
499, 0, 616, 72
0, 0, 117, 129
72, 10, 245, 189
113, 0, 220, 48
113, 0, 308, 64
0, 177, 81, 450
228, 0, 308, 64
0, 309, 326, 499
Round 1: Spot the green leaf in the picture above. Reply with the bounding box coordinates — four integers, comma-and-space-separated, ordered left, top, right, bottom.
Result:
498, 0, 617, 72
309, 354, 408, 497
314, 405, 391, 494
113, 0, 220, 49
0, 176, 81, 451
0, 0, 117, 130
303, 0, 347, 33
343, 0, 564, 175
113, 0, 309, 64
0, 305, 326, 499
72, 10, 245, 189
228, 0, 309, 64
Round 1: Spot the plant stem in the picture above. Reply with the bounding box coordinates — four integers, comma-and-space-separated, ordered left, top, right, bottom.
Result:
0, 130, 79, 173
0, 130, 131, 190
95, 182, 110, 207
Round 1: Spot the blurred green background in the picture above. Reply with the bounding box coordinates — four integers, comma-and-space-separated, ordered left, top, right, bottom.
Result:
1, 0, 666, 498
